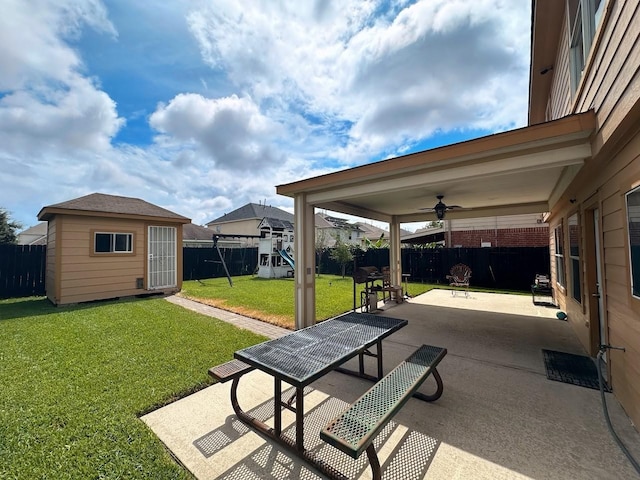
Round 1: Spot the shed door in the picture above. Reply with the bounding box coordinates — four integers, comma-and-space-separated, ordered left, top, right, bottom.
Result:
148, 226, 177, 289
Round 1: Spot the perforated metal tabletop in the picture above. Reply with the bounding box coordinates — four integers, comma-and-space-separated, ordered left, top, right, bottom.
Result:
234, 312, 407, 387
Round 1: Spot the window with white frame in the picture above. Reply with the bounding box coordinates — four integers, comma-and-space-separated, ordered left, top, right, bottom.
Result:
554, 224, 566, 287
568, 213, 581, 303
94, 232, 133, 253
567, 0, 605, 94
626, 185, 640, 298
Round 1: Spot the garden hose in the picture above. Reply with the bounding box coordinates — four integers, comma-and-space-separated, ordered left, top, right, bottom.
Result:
597, 345, 640, 475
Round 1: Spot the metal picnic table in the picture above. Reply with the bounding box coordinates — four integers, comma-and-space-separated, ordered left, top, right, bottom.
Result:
231, 311, 407, 477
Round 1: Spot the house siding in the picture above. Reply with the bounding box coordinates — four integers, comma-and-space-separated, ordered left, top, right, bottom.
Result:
207, 219, 262, 246
548, 16, 572, 120
543, 0, 640, 426
549, 129, 640, 425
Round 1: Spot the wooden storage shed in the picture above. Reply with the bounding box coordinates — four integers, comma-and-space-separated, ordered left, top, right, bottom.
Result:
37, 193, 190, 305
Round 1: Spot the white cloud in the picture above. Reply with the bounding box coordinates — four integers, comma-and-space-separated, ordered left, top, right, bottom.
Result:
0, 0, 531, 233
0, 0, 123, 159
149, 93, 284, 171
186, 0, 530, 164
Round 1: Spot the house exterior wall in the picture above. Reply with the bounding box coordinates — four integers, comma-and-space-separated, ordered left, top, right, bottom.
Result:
446, 214, 549, 247
450, 227, 549, 248
543, 0, 640, 426
48, 215, 183, 305
206, 219, 261, 246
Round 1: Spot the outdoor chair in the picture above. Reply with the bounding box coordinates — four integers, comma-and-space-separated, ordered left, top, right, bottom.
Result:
381, 266, 403, 303
532, 273, 554, 305
446, 263, 471, 297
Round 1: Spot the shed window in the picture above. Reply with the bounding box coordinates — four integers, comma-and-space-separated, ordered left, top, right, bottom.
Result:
626, 185, 640, 298
568, 213, 581, 303
95, 232, 133, 253
554, 224, 566, 287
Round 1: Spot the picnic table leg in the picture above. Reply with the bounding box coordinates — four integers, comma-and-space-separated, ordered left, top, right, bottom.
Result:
295, 386, 304, 452
274, 378, 282, 436
365, 444, 382, 480
376, 340, 383, 380
412, 368, 444, 402
231, 377, 349, 480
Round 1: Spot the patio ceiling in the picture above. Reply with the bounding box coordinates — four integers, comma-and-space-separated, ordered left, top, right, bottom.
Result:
277, 111, 596, 224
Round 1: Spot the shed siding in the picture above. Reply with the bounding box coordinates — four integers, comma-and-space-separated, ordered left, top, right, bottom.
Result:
57, 216, 146, 304
45, 217, 58, 304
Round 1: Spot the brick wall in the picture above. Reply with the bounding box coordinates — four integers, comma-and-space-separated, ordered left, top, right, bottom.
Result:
449, 227, 549, 247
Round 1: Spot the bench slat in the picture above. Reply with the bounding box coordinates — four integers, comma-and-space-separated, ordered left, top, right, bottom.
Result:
321, 344, 446, 459
208, 359, 254, 383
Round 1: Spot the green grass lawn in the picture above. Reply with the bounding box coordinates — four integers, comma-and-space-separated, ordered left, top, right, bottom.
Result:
0, 297, 267, 480
180, 274, 437, 328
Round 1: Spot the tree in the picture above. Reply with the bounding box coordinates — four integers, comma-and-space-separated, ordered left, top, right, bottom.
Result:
329, 240, 354, 278
363, 233, 389, 250
0, 208, 22, 244
315, 229, 329, 276
424, 220, 443, 229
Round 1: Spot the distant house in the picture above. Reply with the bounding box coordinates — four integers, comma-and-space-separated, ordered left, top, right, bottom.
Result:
37, 193, 190, 305
16, 222, 47, 245
315, 213, 364, 247
206, 203, 294, 247
182, 223, 215, 248
182, 223, 244, 249
402, 214, 549, 247
356, 222, 412, 248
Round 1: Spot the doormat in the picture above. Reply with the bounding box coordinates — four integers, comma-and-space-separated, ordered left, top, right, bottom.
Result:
542, 349, 611, 392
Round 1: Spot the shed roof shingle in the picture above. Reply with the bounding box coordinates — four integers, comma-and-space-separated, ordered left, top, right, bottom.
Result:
38, 193, 190, 222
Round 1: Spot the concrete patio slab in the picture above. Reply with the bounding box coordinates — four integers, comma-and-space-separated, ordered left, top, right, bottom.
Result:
144, 290, 640, 479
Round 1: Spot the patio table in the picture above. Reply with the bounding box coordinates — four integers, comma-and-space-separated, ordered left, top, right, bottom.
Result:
232, 311, 407, 477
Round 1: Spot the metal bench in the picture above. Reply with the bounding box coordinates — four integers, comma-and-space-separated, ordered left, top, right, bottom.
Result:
208, 359, 254, 383
320, 344, 447, 480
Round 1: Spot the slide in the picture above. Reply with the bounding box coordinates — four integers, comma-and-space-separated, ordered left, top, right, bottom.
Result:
278, 249, 295, 269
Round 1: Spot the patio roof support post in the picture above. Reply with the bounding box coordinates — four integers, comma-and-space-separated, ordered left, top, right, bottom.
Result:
389, 217, 402, 288
293, 193, 316, 330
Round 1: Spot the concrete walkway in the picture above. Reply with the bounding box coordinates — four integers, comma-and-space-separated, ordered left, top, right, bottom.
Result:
166, 295, 290, 339
144, 291, 640, 479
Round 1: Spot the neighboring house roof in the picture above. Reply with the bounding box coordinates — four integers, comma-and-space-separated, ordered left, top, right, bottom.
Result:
259, 217, 294, 230
356, 222, 412, 240
16, 222, 48, 245
183, 223, 214, 241
207, 203, 293, 225
37, 193, 190, 222
401, 227, 445, 244
322, 215, 364, 231
314, 213, 335, 229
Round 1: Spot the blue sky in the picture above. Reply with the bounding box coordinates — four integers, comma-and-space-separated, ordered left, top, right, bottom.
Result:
0, 0, 530, 231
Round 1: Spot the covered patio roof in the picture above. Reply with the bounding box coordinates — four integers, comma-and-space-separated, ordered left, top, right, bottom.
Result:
277, 111, 595, 224
276, 111, 595, 329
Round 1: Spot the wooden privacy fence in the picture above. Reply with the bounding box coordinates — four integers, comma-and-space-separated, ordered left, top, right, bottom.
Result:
183, 247, 258, 281
0, 244, 46, 298
317, 247, 551, 292
2, 245, 549, 299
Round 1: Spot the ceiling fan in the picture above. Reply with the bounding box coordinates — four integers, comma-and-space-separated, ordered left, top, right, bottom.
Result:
420, 195, 465, 220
